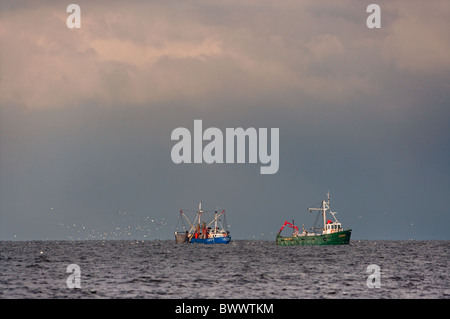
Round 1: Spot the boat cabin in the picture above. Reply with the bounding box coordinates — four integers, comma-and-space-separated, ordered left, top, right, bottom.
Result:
324, 220, 342, 234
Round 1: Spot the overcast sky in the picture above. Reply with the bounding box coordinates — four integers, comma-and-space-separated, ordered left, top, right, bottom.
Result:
1, 0, 449, 240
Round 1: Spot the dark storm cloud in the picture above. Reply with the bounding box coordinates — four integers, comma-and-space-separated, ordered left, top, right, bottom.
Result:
1, 0, 449, 240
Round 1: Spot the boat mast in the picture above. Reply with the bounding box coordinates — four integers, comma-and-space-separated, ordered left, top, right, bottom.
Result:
325, 191, 330, 230
214, 205, 218, 232
214, 212, 217, 233
308, 192, 330, 232
327, 191, 330, 208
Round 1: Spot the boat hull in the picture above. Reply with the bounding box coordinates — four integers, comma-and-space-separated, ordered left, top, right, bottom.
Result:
276, 229, 351, 246
190, 236, 231, 244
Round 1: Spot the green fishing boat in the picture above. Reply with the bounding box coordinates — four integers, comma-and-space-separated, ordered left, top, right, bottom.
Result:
276, 192, 351, 246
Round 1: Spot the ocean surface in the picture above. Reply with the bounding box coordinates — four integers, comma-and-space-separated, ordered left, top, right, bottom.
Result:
0, 240, 448, 299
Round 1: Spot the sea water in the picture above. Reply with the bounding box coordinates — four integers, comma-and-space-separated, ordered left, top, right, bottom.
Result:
0, 240, 448, 299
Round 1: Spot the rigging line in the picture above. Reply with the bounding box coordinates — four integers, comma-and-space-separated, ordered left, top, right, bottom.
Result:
308, 201, 323, 209
223, 213, 228, 232
175, 213, 183, 230
312, 210, 321, 231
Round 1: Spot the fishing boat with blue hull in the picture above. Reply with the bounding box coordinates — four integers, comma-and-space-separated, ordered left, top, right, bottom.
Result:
276, 192, 351, 246
175, 202, 231, 244
190, 236, 231, 244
